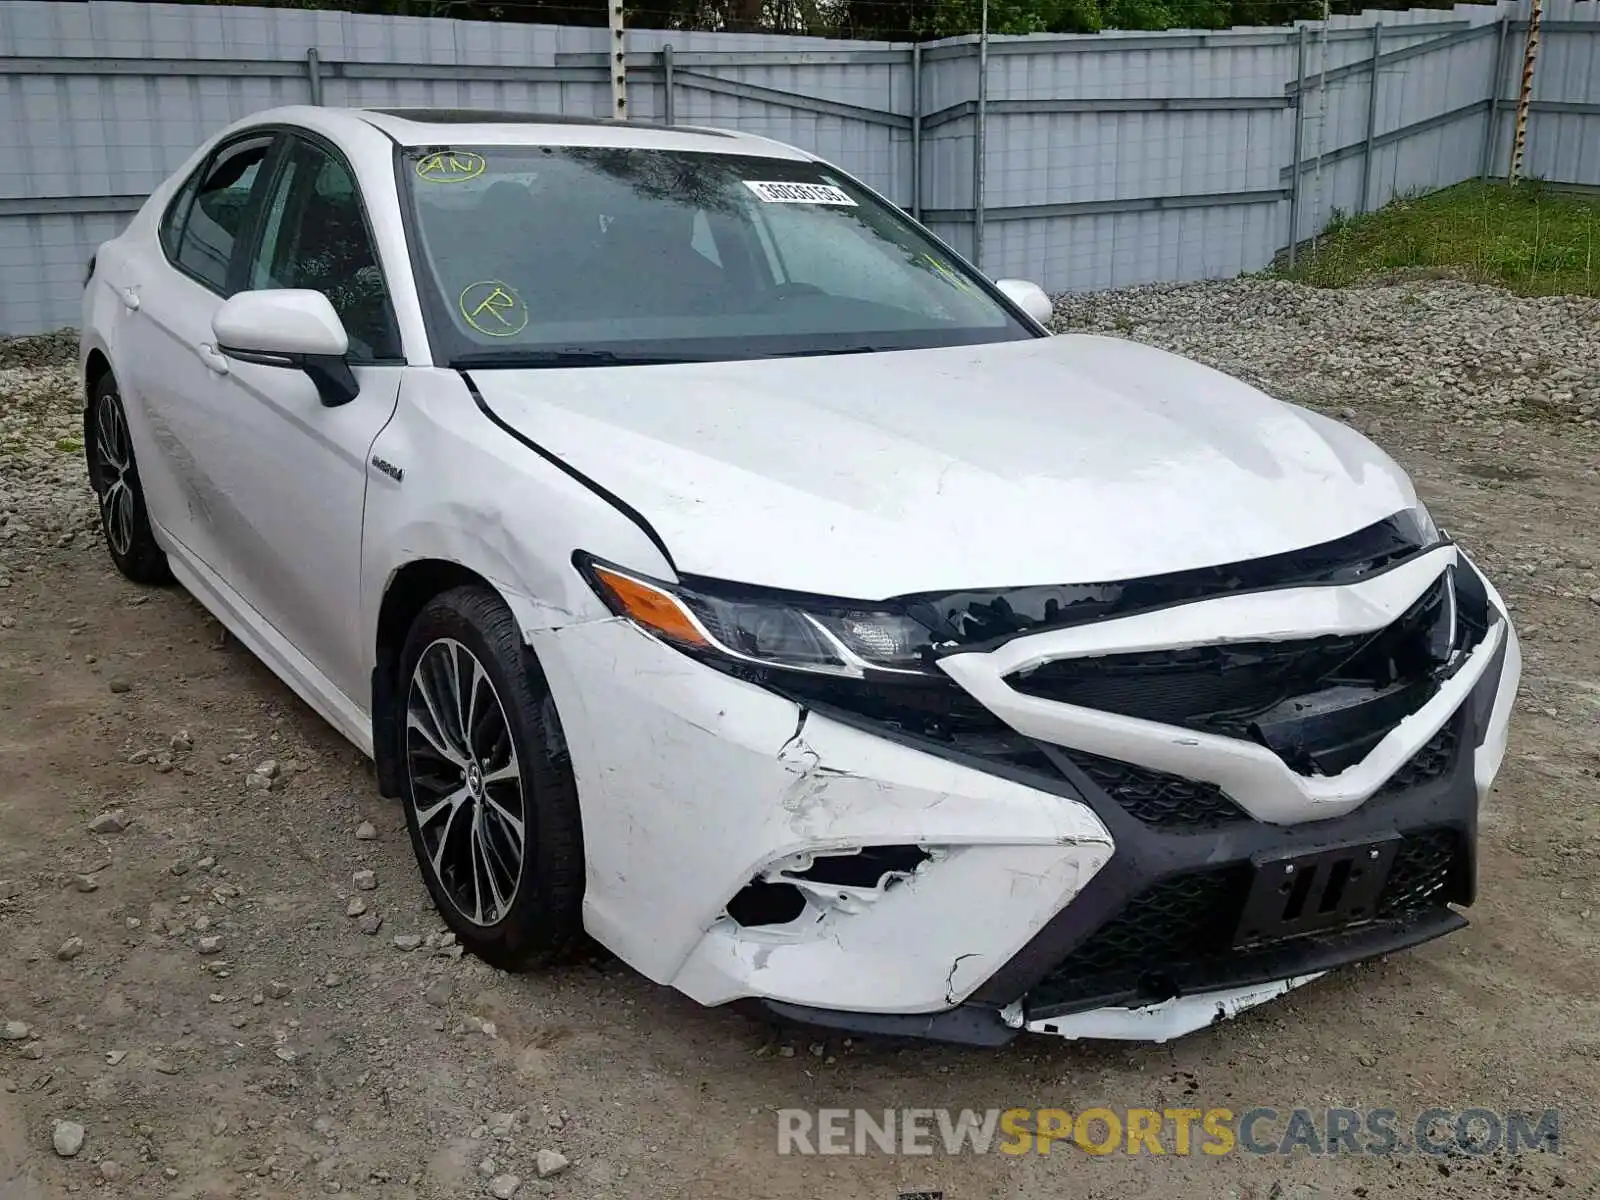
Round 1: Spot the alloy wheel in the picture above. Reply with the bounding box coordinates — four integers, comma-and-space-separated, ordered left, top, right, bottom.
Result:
94, 392, 135, 557
404, 638, 528, 926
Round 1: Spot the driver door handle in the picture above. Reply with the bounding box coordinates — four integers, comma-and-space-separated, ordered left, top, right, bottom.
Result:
198, 343, 230, 375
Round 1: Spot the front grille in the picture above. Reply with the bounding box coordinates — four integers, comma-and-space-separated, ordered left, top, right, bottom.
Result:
1007, 573, 1471, 776
1378, 723, 1458, 796
1033, 829, 1464, 1009
1059, 748, 1249, 828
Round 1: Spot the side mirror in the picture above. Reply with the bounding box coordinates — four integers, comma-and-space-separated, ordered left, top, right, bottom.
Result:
994, 278, 1054, 326
212, 289, 360, 407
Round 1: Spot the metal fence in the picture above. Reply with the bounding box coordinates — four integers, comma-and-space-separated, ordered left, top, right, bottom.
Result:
1, 0, 1596, 335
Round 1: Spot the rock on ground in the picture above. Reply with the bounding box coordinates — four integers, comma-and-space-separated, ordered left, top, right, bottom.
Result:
51, 1120, 84, 1157
535, 1148, 569, 1178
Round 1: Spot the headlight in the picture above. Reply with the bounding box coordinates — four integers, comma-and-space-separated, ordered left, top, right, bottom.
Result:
575, 555, 937, 677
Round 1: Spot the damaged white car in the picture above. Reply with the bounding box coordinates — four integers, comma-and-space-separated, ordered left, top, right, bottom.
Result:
80, 106, 1521, 1045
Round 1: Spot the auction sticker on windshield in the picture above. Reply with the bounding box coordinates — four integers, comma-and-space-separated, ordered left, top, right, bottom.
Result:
743, 180, 857, 205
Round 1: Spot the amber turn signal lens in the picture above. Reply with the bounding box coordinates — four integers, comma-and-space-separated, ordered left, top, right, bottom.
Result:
591, 566, 709, 648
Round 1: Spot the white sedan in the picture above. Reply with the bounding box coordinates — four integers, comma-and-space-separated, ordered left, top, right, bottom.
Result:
80, 106, 1520, 1045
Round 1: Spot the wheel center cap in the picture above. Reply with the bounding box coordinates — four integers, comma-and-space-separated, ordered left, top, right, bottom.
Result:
466, 762, 483, 797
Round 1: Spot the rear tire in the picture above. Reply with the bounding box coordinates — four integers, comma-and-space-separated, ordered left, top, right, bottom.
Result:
87, 373, 172, 585
396, 585, 585, 970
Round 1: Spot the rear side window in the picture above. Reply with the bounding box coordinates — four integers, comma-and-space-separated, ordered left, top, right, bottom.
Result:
173, 135, 276, 294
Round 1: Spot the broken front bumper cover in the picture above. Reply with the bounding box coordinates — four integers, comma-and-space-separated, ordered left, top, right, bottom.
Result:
528, 546, 1518, 1046
758, 906, 1467, 1047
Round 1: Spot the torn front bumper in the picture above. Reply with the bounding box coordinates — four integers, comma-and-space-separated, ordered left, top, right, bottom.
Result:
528, 545, 1519, 1045
529, 615, 1117, 1017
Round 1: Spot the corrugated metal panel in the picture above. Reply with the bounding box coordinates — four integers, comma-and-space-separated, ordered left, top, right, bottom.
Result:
1519, 0, 1600, 185
1, 0, 1596, 333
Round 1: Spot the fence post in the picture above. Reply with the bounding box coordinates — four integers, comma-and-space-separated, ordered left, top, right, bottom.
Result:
1508, 0, 1543, 183
910, 42, 922, 222
609, 0, 628, 120
1288, 25, 1307, 269
972, 14, 990, 273
662, 44, 675, 125
1481, 14, 1511, 179
1359, 23, 1382, 213
305, 47, 322, 106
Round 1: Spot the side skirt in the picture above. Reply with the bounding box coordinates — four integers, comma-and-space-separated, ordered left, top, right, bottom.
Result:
160, 532, 374, 757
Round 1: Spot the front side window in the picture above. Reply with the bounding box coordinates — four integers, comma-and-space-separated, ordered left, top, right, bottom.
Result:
175, 135, 275, 294
400, 145, 1035, 364
247, 140, 399, 361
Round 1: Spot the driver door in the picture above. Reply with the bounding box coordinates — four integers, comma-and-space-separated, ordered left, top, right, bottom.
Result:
192, 134, 405, 703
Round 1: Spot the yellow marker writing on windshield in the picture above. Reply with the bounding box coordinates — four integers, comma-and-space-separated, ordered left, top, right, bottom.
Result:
921, 253, 976, 293
459, 280, 528, 337
416, 150, 486, 183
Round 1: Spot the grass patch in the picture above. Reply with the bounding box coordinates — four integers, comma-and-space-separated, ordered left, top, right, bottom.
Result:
1274, 180, 1600, 297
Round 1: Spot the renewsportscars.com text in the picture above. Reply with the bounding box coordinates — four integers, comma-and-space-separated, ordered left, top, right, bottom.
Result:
776, 1106, 1560, 1157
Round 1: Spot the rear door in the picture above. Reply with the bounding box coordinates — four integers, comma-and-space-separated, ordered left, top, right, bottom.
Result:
115, 132, 284, 575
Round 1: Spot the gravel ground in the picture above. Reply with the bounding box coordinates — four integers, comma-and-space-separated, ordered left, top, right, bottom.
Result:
2, 280, 1598, 1200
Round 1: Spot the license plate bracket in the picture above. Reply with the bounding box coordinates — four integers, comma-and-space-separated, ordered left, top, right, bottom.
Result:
1232, 833, 1400, 947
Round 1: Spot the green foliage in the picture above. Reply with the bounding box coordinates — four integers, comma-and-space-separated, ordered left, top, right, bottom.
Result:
1274, 181, 1600, 298
167, 0, 1460, 37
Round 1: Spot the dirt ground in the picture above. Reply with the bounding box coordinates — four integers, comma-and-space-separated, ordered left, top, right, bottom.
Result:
2, 288, 1599, 1200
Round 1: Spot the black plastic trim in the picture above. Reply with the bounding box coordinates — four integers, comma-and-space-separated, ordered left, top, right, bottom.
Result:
371, 664, 401, 798
460, 371, 678, 573
750, 998, 1019, 1047
1023, 907, 1467, 1025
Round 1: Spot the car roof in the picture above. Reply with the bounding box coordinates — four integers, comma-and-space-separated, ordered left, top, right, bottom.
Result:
342, 106, 813, 158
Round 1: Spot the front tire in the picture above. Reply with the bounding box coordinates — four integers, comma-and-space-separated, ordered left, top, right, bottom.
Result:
87, 373, 171, 584
397, 586, 585, 969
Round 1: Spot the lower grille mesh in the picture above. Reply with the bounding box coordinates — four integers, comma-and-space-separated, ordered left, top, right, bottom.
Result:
1031, 829, 1465, 1009
1378, 723, 1459, 796
1059, 749, 1249, 828
1043, 867, 1249, 982
1375, 828, 1460, 915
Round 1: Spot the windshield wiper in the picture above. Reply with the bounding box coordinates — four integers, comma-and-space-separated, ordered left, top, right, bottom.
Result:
451, 348, 714, 369
453, 344, 910, 370
779, 345, 895, 357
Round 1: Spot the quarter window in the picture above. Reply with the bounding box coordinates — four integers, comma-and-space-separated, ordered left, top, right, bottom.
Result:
158, 171, 199, 261
175, 136, 275, 294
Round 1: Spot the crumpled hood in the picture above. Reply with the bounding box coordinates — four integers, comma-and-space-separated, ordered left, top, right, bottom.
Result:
469, 334, 1417, 597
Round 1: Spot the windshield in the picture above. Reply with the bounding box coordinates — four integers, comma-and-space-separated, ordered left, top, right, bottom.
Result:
399, 144, 1036, 365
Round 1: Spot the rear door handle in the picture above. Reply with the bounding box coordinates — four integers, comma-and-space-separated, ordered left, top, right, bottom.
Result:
198, 343, 230, 375
119, 287, 140, 312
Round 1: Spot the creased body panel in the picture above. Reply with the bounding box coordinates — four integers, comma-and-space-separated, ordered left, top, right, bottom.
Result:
530, 616, 1114, 1012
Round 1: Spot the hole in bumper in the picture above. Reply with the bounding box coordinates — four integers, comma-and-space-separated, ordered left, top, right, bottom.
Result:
724, 845, 934, 928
